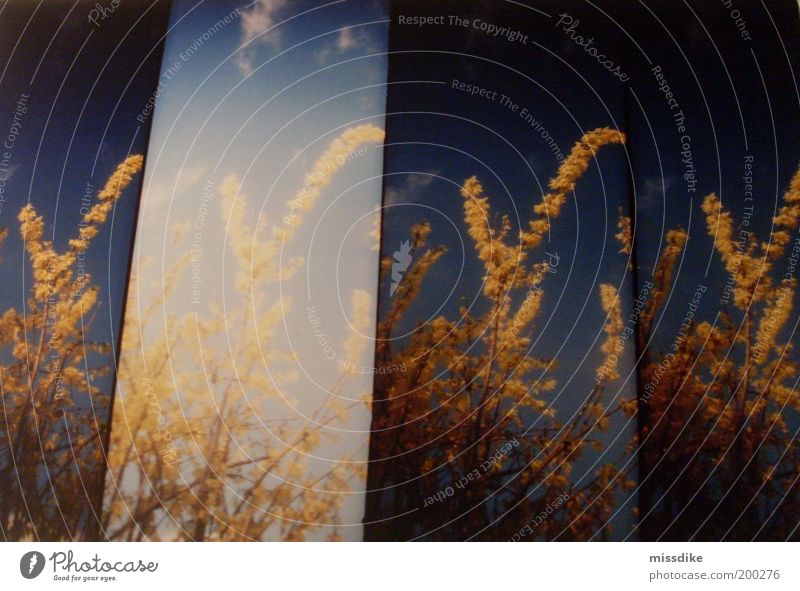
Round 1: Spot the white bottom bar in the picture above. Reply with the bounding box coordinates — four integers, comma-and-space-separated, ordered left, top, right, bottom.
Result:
1, 542, 797, 589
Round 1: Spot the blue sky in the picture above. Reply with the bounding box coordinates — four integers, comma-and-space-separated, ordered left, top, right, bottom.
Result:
0, 0, 171, 539
375, 0, 637, 539
0, 1, 169, 395
120, 0, 389, 540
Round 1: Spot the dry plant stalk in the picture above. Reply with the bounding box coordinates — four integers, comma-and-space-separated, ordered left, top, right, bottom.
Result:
102, 125, 385, 541
364, 128, 636, 541
638, 166, 800, 540
0, 156, 143, 540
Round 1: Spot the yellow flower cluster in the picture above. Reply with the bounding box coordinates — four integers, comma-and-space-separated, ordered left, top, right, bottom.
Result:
104, 126, 384, 541
367, 127, 631, 541
598, 284, 623, 381
1, 155, 144, 540
522, 128, 625, 249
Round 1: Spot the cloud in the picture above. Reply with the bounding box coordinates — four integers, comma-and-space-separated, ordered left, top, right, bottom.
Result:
358, 94, 377, 111
638, 175, 674, 210
384, 173, 438, 205
143, 165, 207, 212
0, 164, 19, 182
235, 0, 287, 76
175, 165, 207, 187
337, 28, 356, 52
315, 27, 372, 65
314, 46, 333, 65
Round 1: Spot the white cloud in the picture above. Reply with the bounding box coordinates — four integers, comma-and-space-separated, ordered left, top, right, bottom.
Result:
358, 95, 376, 111
337, 28, 356, 52
235, 0, 287, 76
143, 165, 208, 212
314, 45, 333, 65
316, 27, 371, 65
176, 165, 208, 191
638, 175, 674, 210
384, 173, 438, 205
0, 164, 19, 182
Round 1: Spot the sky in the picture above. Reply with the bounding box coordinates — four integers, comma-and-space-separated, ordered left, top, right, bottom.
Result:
1, 0, 798, 543
116, 0, 389, 540
618, 0, 800, 536
374, 0, 638, 539
620, 0, 800, 344
0, 0, 169, 386
368, 0, 800, 540
0, 0, 171, 529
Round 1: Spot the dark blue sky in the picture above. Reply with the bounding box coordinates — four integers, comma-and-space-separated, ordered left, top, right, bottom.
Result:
1, 0, 798, 542
0, 0, 170, 399
376, 0, 637, 539
620, 0, 800, 348
373, 0, 800, 540
379, 0, 633, 375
